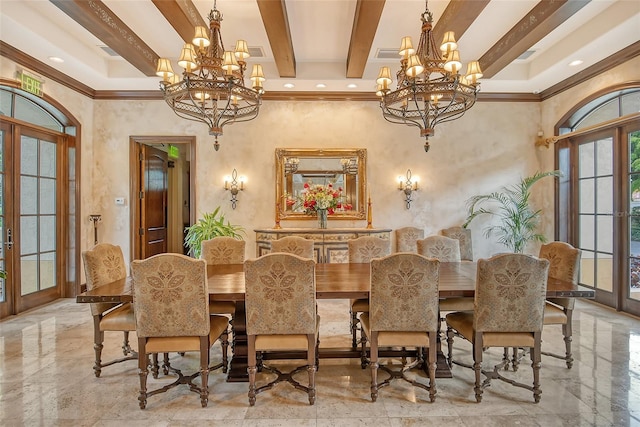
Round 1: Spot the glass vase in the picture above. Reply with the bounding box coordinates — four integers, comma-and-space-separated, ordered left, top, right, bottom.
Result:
317, 209, 328, 229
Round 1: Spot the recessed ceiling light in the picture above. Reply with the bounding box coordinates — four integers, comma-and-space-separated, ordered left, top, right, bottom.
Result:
48, 56, 64, 63
283, 83, 295, 89
569, 60, 583, 67
347, 83, 357, 89
316, 83, 327, 89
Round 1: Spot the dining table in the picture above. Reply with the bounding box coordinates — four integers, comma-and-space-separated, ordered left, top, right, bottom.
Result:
76, 261, 595, 382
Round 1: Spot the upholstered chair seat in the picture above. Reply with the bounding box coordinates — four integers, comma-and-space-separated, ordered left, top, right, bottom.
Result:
360, 253, 440, 402
446, 253, 550, 403
270, 236, 315, 259
395, 227, 424, 252
347, 236, 392, 350
131, 254, 228, 409
245, 253, 319, 406
82, 243, 137, 377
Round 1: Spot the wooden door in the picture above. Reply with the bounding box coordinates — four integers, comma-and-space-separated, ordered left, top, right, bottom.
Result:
140, 145, 168, 258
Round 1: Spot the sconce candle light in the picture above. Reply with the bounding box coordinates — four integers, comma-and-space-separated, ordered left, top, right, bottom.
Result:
224, 169, 245, 209
398, 169, 418, 209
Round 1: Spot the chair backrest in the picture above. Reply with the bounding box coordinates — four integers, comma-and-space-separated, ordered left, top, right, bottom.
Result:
131, 254, 209, 338
244, 253, 316, 336
82, 243, 128, 316
271, 236, 315, 259
538, 241, 580, 285
395, 227, 424, 252
348, 236, 391, 263
441, 226, 473, 261
539, 241, 581, 309
474, 253, 549, 333
369, 253, 440, 332
200, 237, 245, 264
417, 236, 461, 262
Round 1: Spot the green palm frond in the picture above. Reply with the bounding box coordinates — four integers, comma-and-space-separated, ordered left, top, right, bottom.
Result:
184, 206, 245, 258
464, 170, 561, 253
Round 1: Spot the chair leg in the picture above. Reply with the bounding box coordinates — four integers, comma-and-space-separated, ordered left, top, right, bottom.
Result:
350, 309, 359, 347
511, 346, 520, 371
473, 333, 483, 403
563, 309, 574, 369
307, 334, 317, 405
428, 331, 437, 402
151, 353, 159, 378
93, 317, 104, 377
532, 334, 542, 403
122, 331, 132, 355
247, 336, 257, 406
369, 332, 379, 402
220, 330, 229, 373
138, 339, 148, 409
200, 337, 209, 408
446, 326, 454, 368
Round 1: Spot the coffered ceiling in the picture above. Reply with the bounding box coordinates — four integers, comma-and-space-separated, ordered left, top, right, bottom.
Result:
1, 0, 639, 99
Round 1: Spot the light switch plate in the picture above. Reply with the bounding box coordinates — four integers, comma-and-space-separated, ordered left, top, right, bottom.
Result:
115, 197, 125, 205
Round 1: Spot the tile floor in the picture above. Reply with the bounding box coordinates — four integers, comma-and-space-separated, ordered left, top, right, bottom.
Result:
1, 298, 640, 426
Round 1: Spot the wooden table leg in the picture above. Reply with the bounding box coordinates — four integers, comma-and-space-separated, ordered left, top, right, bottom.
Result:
226, 301, 249, 382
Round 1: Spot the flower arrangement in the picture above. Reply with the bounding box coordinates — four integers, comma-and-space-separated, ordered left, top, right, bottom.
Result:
292, 182, 351, 214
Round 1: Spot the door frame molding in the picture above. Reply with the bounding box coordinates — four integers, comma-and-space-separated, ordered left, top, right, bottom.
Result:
129, 136, 196, 261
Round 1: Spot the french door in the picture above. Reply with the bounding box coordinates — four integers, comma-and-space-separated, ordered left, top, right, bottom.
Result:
570, 124, 640, 316
0, 122, 65, 317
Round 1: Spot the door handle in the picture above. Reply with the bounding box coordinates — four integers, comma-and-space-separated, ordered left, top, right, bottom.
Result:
5, 228, 12, 250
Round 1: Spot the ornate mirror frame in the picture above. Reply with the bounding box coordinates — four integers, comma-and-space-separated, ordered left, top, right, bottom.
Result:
275, 148, 367, 227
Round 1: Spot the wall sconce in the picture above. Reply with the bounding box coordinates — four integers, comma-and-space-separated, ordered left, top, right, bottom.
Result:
224, 169, 245, 209
398, 169, 418, 209
341, 157, 358, 175
535, 131, 558, 149
284, 157, 299, 174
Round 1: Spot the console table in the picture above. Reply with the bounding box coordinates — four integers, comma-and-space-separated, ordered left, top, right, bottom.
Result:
254, 228, 391, 263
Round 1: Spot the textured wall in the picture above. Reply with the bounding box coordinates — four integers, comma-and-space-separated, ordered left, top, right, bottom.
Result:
91, 97, 544, 262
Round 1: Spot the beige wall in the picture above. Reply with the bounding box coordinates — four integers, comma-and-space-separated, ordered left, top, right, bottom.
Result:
3, 55, 638, 276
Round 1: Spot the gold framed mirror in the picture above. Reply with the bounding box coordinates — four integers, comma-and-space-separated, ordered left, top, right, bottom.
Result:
275, 148, 367, 226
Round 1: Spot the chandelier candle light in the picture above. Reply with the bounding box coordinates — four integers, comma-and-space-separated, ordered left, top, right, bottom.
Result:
376, 0, 482, 153
156, 0, 266, 151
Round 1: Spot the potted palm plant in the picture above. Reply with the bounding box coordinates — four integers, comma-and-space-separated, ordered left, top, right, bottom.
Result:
184, 207, 245, 258
463, 170, 562, 253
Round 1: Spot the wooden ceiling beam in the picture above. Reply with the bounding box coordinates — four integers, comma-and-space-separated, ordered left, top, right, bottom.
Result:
432, 0, 490, 49
49, 0, 160, 77
479, 0, 591, 78
346, 0, 386, 78
257, 0, 296, 78
151, 0, 207, 44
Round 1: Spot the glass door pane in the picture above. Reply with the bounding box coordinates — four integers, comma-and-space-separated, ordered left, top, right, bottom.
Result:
577, 137, 614, 295
628, 129, 640, 302
19, 134, 56, 296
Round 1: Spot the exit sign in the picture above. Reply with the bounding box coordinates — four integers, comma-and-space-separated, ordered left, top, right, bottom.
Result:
18, 71, 43, 97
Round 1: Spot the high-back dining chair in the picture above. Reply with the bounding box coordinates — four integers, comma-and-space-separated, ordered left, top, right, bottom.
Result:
539, 241, 581, 368
348, 236, 392, 349
200, 236, 246, 371
361, 253, 440, 402
395, 227, 424, 252
270, 236, 315, 259
441, 226, 473, 261
446, 253, 549, 403
131, 253, 229, 409
417, 235, 461, 262
244, 253, 318, 406
82, 243, 136, 377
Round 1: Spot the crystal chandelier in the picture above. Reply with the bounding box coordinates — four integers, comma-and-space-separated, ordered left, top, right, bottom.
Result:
376, 1, 482, 153
156, 0, 265, 151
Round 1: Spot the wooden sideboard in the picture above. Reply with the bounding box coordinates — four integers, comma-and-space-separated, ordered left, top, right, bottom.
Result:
254, 228, 391, 263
